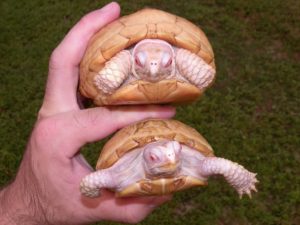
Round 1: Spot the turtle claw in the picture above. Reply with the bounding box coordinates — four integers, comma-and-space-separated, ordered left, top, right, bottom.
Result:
246, 189, 252, 199
239, 189, 252, 199
237, 174, 259, 199
238, 188, 254, 199
238, 189, 251, 199
199, 157, 259, 198
251, 183, 258, 193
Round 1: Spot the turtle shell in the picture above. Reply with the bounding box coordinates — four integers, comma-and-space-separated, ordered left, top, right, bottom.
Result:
97, 119, 214, 169
96, 119, 214, 196
80, 8, 215, 106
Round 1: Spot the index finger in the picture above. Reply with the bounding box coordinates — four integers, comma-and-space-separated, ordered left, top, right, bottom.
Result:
40, 2, 120, 117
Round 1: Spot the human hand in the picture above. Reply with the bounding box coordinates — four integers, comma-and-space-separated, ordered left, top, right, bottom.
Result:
0, 2, 175, 225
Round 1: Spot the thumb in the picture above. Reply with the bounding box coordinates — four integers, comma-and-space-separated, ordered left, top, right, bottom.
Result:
118, 195, 173, 224
57, 105, 175, 157
88, 192, 173, 223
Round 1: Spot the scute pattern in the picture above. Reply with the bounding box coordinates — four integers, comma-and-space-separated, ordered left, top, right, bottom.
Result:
117, 176, 207, 197
79, 8, 215, 105
96, 119, 214, 170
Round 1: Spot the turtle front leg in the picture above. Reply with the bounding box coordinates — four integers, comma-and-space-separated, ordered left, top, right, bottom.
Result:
94, 50, 131, 94
175, 49, 215, 89
80, 170, 115, 198
198, 157, 258, 198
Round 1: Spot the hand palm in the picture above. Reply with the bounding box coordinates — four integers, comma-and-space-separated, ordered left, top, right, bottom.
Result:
5, 3, 174, 225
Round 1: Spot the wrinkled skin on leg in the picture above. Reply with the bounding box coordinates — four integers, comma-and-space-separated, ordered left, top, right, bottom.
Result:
180, 145, 258, 198
80, 148, 144, 198
198, 157, 258, 198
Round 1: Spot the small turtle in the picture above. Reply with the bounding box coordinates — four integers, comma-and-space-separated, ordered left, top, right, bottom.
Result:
80, 119, 258, 198
80, 8, 216, 105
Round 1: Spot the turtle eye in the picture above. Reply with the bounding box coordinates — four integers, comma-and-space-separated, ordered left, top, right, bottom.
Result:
135, 58, 142, 67
150, 153, 158, 162
162, 52, 172, 67
135, 52, 146, 67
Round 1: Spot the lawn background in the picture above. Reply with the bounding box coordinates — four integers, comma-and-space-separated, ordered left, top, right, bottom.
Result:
0, 0, 299, 224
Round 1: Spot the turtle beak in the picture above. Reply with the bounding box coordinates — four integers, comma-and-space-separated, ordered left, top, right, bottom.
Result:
149, 61, 159, 77
160, 159, 179, 171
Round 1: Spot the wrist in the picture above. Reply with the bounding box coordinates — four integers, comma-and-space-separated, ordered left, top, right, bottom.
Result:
0, 185, 19, 225
0, 181, 43, 225
0, 158, 47, 225
0, 192, 16, 225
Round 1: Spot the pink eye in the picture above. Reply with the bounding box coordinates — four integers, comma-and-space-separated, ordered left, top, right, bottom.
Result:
135, 58, 143, 67
135, 52, 146, 67
162, 52, 172, 68
149, 153, 158, 162
164, 58, 172, 67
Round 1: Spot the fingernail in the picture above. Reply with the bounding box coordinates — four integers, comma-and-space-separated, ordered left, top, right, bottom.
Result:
101, 2, 118, 12
152, 105, 176, 117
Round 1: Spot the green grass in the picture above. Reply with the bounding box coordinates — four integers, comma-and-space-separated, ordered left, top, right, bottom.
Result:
1, 0, 299, 224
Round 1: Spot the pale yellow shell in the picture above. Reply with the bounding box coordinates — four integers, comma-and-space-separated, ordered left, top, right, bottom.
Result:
79, 8, 215, 105
96, 119, 214, 196
96, 119, 214, 169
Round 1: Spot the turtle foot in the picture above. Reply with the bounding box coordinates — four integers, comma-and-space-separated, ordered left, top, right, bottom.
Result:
80, 177, 100, 198
235, 172, 259, 199
199, 157, 259, 198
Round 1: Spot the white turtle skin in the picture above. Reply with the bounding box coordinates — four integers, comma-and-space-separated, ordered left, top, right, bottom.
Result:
93, 39, 215, 94
80, 140, 258, 198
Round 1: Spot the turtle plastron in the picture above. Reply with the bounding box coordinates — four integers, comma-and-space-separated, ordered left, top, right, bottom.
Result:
117, 176, 207, 197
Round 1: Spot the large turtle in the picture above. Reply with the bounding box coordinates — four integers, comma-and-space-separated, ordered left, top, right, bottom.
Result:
80, 8, 216, 105
80, 119, 258, 198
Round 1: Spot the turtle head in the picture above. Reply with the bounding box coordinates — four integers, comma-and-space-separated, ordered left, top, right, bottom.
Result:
133, 39, 175, 82
143, 140, 182, 178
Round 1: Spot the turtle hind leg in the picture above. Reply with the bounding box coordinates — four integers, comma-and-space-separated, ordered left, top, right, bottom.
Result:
80, 170, 115, 198
80, 183, 101, 198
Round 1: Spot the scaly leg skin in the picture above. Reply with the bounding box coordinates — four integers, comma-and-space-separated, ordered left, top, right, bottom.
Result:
94, 50, 131, 94
199, 157, 258, 198
80, 170, 114, 198
175, 48, 215, 89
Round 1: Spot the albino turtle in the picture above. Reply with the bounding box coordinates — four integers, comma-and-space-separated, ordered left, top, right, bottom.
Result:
80, 119, 258, 198
80, 8, 216, 105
